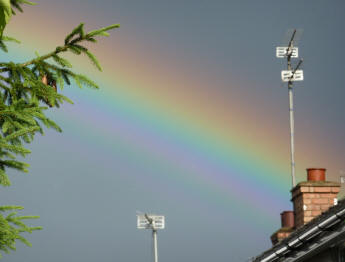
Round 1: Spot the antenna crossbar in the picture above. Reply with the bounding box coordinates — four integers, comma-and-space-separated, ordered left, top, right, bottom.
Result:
288, 29, 297, 49
292, 59, 303, 74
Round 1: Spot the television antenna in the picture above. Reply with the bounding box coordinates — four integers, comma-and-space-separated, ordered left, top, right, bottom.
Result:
276, 29, 304, 188
137, 213, 165, 262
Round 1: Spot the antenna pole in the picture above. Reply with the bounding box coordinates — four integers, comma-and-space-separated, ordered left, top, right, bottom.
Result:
288, 55, 296, 188
145, 213, 158, 262
153, 229, 158, 262
277, 29, 303, 189
285, 30, 301, 188
138, 214, 164, 262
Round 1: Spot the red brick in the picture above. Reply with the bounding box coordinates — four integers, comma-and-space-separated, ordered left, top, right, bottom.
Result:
304, 217, 313, 223
304, 211, 312, 216
314, 187, 331, 192
300, 186, 310, 192
312, 210, 322, 216
331, 187, 340, 193
303, 199, 311, 204
320, 205, 331, 211
273, 230, 292, 244
303, 193, 320, 198
278, 232, 286, 238
321, 193, 337, 198
309, 204, 320, 210
312, 198, 329, 204
328, 198, 336, 204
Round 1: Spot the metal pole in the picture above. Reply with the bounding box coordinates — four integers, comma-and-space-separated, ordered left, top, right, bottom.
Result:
152, 229, 158, 262
287, 56, 296, 188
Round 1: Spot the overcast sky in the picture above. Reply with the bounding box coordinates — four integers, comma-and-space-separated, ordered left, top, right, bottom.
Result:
1, 1, 345, 262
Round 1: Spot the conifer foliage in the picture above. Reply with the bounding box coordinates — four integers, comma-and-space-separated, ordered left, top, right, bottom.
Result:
0, 0, 119, 257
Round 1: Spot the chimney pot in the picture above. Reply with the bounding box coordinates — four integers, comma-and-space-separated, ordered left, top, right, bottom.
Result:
307, 168, 326, 181
280, 211, 294, 228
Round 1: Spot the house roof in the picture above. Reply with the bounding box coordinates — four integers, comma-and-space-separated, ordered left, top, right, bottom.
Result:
252, 198, 345, 262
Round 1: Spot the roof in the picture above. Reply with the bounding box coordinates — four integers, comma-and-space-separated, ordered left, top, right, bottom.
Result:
252, 198, 345, 262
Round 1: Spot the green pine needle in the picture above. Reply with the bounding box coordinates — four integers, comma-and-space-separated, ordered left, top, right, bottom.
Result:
86, 24, 120, 37
85, 50, 102, 71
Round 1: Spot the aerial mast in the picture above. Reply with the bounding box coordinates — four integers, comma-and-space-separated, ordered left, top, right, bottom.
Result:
276, 29, 304, 188
137, 213, 165, 262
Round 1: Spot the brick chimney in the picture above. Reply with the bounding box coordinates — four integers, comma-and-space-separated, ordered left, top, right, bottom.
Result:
270, 211, 294, 245
291, 168, 340, 228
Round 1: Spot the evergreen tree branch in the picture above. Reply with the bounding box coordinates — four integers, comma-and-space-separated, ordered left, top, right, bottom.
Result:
0, 2, 119, 258
0, 23, 119, 71
0, 206, 41, 257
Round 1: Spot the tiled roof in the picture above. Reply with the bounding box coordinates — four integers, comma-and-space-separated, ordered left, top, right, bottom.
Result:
252, 198, 345, 262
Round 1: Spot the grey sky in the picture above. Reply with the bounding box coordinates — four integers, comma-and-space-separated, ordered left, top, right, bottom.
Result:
1, 1, 345, 262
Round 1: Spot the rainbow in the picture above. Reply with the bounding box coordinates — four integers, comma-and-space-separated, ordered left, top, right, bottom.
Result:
1, 2, 340, 230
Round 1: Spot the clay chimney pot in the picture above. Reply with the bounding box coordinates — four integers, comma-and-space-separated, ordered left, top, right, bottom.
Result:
281, 211, 295, 228
307, 168, 326, 182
